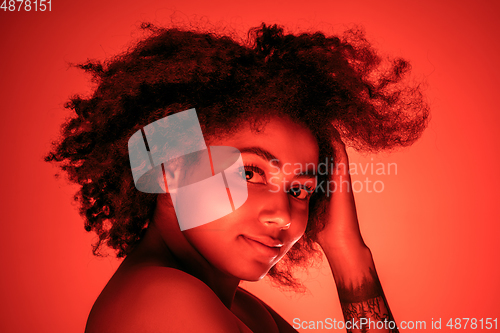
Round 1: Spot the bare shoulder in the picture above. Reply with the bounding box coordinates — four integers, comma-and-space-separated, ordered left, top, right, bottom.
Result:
85, 266, 248, 333
233, 288, 298, 333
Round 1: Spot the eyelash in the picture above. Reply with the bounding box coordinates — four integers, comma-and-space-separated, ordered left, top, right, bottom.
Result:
243, 164, 265, 178
296, 184, 314, 193
290, 184, 315, 199
241, 164, 315, 200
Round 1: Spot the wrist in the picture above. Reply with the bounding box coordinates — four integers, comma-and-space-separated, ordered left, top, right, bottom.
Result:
317, 234, 367, 254
322, 243, 374, 281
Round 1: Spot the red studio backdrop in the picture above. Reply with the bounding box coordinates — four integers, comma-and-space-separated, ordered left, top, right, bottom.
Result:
1, 1, 499, 332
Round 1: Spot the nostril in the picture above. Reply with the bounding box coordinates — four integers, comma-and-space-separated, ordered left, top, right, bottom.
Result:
263, 219, 291, 231
281, 222, 291, 230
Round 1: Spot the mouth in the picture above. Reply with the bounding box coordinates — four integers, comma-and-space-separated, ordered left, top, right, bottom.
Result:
241, 235, 283, 258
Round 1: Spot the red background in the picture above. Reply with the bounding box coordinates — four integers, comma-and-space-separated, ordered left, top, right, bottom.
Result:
1, 0, 499, 331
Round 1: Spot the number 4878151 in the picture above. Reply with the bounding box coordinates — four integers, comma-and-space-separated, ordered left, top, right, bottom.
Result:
446, 318, 497, 330
1, 0, 52, 11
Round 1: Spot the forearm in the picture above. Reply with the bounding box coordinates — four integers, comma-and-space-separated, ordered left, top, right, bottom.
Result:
317, 143, 399, 332
322, 244, 399, 333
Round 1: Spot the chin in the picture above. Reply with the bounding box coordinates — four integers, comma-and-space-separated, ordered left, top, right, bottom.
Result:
244, 272, 268, 282
231, 263, 274, 282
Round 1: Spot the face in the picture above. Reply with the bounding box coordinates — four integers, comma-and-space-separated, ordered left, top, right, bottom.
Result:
173, 116, 319, 281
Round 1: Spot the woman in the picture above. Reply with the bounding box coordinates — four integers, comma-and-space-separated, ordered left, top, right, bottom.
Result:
46, 23, 429, 332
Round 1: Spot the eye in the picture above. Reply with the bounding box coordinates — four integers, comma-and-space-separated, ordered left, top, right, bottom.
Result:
240, 165, 266, 184
288, 186, 313, 200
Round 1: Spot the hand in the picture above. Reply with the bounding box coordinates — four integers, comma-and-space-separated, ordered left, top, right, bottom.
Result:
316, 139, 367, 252
316, 141, 398, 333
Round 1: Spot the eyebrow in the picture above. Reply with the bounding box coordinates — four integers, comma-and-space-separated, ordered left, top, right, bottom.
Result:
238, 147, 281, 168
295, 170, 317, 180
238, 147, 317, 180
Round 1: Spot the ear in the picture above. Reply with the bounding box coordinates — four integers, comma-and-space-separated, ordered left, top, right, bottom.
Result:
156, 161, 183, 194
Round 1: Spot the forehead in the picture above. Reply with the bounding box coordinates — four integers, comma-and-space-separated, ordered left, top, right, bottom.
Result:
209, 117, 319, 167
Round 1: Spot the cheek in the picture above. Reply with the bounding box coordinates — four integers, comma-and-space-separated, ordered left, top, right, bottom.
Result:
290, 205, 310, 241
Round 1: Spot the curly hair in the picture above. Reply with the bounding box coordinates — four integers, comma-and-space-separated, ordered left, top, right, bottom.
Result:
45, 23, 429, 289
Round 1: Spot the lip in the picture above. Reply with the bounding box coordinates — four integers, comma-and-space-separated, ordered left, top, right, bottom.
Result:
241, 235, 283, 258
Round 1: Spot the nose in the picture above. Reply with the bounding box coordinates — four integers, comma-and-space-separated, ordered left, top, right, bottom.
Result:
258, 190, 292, 230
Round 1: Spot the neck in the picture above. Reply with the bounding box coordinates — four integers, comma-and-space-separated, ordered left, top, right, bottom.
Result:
126, 195, 241, 309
